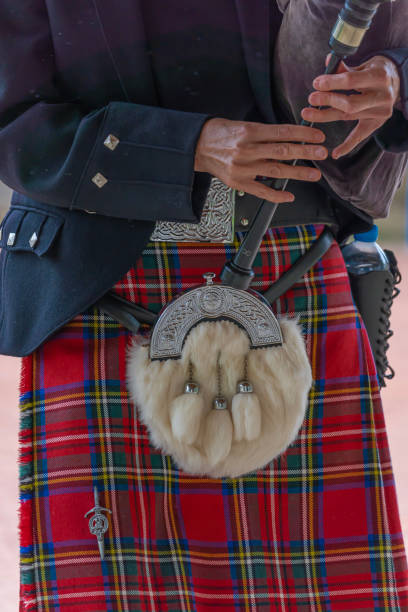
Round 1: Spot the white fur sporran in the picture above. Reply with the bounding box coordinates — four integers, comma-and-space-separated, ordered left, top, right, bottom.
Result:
127, 316, 312, 479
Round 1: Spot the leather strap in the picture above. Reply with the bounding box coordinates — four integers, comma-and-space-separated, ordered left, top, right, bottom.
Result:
262, 226, 334, 303
234, 177, 374, 242
95, 291, 156, 333
96, 227, 334, 331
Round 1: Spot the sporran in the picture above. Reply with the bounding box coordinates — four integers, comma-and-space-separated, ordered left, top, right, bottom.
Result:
126, 273, 312, 478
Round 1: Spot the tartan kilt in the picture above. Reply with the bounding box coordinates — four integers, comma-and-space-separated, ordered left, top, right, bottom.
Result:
18, 223, 408, 611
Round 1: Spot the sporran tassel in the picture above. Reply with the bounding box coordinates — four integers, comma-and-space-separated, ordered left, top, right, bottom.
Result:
232, 355, 261, 441
202, 352, 233, 464
169, 360, 205, 444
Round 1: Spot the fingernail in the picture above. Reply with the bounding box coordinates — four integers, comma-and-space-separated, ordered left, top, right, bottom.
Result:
316, 147, 327, 158
313, 78, 322, 87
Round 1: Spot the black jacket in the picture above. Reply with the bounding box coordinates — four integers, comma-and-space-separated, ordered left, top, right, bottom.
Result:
0, 0, 407, 356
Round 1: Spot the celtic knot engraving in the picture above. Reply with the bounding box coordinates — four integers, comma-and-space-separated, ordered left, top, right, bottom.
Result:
150, 178, 235, 243
150, 284, 282, 360
88, 513, 109, 538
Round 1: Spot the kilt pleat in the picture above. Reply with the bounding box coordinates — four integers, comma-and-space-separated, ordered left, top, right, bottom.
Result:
18, 224, 408, 611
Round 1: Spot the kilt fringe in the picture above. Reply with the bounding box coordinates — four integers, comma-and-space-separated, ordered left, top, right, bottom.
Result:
18, 355, 36, 608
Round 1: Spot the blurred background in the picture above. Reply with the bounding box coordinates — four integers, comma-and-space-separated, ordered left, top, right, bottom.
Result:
0, 178, 407, 609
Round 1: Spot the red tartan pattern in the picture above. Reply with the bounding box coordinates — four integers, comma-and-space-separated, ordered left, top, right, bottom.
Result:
18, 224, 408, 610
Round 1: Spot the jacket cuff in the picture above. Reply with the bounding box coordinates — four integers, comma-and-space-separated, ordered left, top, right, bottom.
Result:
373, 109, 408, 154
73, 102, 213, 221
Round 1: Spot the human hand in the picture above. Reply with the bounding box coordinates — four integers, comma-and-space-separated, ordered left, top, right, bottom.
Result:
301, 54, 401, 159
194, 118, 328, 203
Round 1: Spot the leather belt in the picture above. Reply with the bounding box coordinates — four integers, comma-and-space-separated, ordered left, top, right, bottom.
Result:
234, 179, 340, 234
151, 176, 342, 244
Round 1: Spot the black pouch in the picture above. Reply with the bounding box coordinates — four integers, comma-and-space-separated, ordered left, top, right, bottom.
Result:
347, 249, 401, 387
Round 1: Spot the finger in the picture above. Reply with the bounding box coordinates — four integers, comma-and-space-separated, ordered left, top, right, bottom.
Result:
253, 160, 322, 182
249, 122, 326, 143
343, 105, 393, 121
245, 142, 328, 161
301, 107, 351, 123
312, 66, 379, 92
249, 182, 295, 203
332, 119, 383, 158
238, 180, 295, 203
301, 105, 390, 123
308, 90, 388, 115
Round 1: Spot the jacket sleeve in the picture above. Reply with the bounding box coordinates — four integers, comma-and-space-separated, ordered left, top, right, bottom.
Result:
0, 0, 212, 221
370, 48, 408, 154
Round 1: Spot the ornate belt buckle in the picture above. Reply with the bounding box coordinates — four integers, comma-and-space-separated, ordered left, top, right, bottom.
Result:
150, 178, 235, 243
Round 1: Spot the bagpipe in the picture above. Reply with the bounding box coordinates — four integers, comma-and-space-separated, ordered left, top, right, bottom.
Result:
100, 0, 404, 477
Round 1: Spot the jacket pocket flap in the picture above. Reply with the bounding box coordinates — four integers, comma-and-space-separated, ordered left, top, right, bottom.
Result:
0, 206, 64, 256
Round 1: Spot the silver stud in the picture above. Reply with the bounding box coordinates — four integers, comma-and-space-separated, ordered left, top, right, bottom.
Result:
240, 217, 249, 227
203, 272, 216, 285
0, 228, 2, 241
237, 190, 245, 197
213, 396, 227, 410
184, 382, 199, 394
7, 232, 16, 246
84, 209, 97, 215
237, 380, 253, 394
29, 232, 38, 248
103, 134, 119, 151
92, 173, 108, 188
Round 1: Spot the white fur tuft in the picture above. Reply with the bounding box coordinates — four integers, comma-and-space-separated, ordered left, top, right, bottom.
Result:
231, 392, 262, 442
202, 408, 233, 466
169, 393, 205, 444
